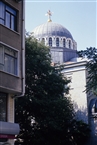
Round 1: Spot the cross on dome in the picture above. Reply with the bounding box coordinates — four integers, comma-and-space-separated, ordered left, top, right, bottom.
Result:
46, 10, 52, 22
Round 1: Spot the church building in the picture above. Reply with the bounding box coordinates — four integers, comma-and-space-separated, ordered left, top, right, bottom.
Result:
32, 10, 97, 145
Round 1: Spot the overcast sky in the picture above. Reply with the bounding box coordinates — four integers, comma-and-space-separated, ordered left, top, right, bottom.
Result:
25, 0, 97, 51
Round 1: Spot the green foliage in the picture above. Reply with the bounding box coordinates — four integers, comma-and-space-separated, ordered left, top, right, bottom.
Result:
78, 47, 97, 94
15, 37, 90, 145
71, 120, 90, 145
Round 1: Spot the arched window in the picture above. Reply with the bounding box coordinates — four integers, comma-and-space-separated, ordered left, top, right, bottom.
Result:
89, 98, 97, 114
95, 100, 97, 113
49, 37, 52, 46
73, 43, 75, 49
56, 38, 59, 47
63, 38, 66, 47
69, 40, 71, 48
42, 38, 45, 45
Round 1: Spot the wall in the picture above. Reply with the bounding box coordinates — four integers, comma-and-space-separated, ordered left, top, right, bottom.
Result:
0, 0, 24, 144
0, 0, 23, 94
63, 61, 97, 145
62, 61, 88, 123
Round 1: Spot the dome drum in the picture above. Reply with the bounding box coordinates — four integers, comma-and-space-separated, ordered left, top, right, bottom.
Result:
37, 36, 76, 50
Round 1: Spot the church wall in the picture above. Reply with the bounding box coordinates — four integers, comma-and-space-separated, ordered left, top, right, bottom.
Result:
63, 61, 97, 145
50, 47, 77, 64
62, 62, 88, 123
50, 48, 63, 63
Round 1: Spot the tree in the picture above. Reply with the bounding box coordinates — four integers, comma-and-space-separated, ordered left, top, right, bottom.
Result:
78, 47, 97, 94
15, 36, 90, 145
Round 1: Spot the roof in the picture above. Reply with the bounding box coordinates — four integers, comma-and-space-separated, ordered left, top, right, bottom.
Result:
32, 22, 73, 40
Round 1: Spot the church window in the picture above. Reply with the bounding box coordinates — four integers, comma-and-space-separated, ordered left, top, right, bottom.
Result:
69, 40, 71, 48
95, 100, 97, 113
49, 37, 52, 46
42, 38, 45, 45
63, 38, 66, 47
56, 38, 59, 47
89, 99, 97, 116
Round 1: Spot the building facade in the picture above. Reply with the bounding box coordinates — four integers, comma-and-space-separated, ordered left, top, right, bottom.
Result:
62, 59, 97, 145
32, 10, 97, 144
0, 0, 25, 145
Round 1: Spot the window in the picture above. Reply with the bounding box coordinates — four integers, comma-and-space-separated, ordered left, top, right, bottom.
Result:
0, 44, 18, 75
95, 103, 97, 112
69, 40, 71, 49
63, 38, 66, 47
42, 38, 45, 45
49, 37, 52, 46
0, 93, 7, 121
56, 38, 59, 47
94, 100, 97, 113
0, 1, 17, 31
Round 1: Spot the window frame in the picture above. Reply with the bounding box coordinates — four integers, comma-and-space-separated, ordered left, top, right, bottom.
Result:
56, 37, 59, 47
42, 38, 45, 45
69, 40, 71, 49
0, 43, 18, 76
49, 37, 52, 47
63, 38, 66, 48
0, 1, 17, 31
4, 52, 17, 75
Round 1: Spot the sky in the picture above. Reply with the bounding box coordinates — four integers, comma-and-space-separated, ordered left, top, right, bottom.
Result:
25, 0, 97, 51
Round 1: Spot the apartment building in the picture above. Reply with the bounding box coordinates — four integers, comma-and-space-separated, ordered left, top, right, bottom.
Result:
0, 0, 25, 145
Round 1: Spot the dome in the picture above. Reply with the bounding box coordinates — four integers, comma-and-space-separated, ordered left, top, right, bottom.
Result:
32, 22, 73, 40
32, 10, 77, 64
